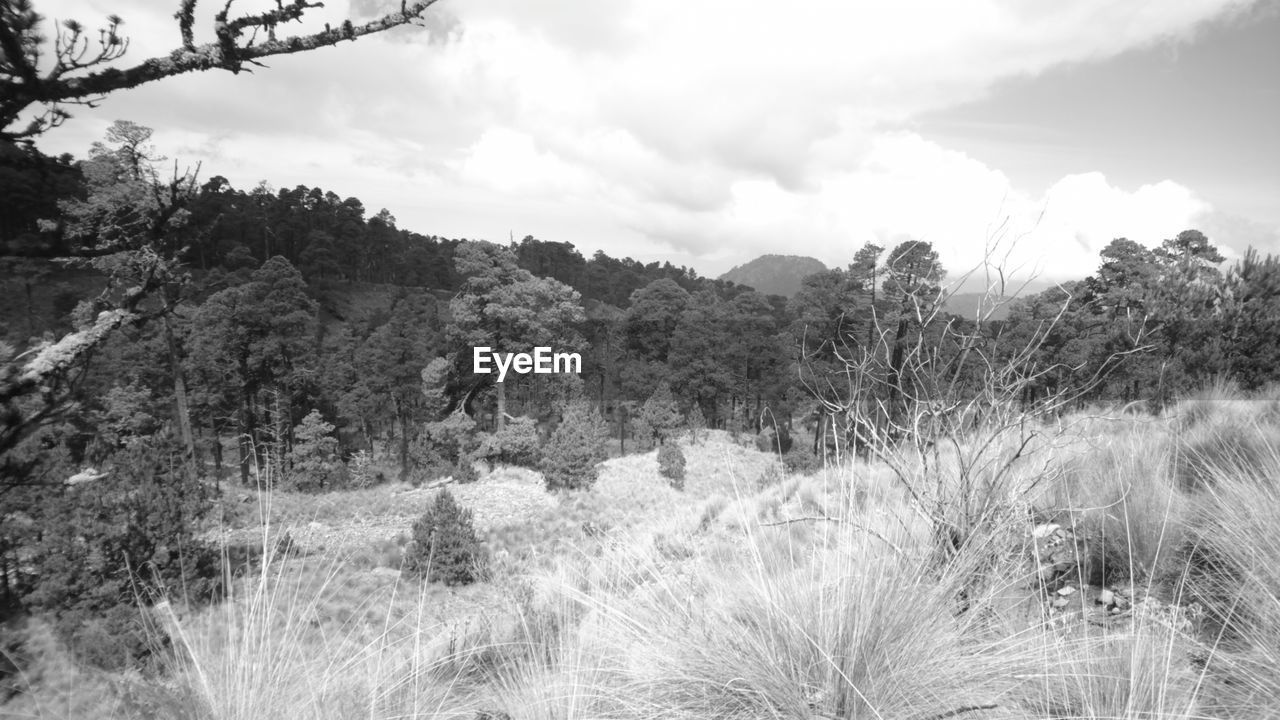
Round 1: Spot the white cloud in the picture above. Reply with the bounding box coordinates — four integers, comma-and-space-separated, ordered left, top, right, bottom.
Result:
34, 0, 1261, 279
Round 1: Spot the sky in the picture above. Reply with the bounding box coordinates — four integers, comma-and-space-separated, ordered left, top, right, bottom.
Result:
32, 0, 1280, 289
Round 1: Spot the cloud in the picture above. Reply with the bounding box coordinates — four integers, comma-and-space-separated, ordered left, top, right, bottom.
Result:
33, 0, 1263, 280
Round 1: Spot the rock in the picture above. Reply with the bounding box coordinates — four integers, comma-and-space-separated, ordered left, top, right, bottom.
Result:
308, 521, 327, 532
1052, 597, 1070, 609
1098, 589, 1115, 606
1057, 586, 1076, 596
371, 567, 401, 579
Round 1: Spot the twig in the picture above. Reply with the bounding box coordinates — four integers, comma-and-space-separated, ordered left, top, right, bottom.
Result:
759, 515, 907, 557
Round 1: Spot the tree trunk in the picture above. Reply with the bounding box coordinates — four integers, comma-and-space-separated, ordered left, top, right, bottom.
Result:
210, 415, 224, 491
397, 408, 410, 482
495, 380, 507, 432
239, 383, 256, 486
887, 316, 910, 432
161, 313, 198, 477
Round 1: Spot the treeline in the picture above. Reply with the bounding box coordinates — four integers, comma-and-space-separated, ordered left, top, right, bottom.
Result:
5, 122, 1280, 493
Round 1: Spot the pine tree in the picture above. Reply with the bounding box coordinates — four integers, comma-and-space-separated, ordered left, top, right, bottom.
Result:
657, 443, 686, 490
686, 403, 707, 444
540, 400, 608, 491
287, 409, 340, 491
636, 382, 682, 447
406, 488, 485, 586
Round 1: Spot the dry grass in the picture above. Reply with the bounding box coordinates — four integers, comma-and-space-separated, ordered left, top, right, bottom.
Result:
7, 405, 1280, 719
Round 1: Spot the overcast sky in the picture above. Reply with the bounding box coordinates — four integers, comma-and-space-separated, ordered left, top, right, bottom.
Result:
34, 0, 1280, 287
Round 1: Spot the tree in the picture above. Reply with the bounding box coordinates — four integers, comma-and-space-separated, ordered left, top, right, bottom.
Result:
623, 278, 691, 363
406, 488, 485, 586
1222, 250, 1280, 389
0, 0, 445, 142
448, 241, 585, 431
635, 382, 682, 447
189, 256, 317, 484
657, 443, 686, 490
357, 293, 440, 479
286, 409, 339, 491
540, 400, 608, 491
1, 121, 200, 488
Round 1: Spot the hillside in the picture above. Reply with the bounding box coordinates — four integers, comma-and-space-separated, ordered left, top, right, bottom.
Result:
718, 254, 828, 297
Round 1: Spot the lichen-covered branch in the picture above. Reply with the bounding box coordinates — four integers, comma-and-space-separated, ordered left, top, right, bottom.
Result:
0, 0, 444, 141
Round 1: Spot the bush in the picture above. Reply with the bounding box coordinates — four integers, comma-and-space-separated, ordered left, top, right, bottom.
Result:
686, 403, 707, 443
658, 443, 686, 490
754, 424, 792, 455
405, 488, 486, 586
636, 383, 683, 448
540, 401, 608, 491
781, 447, 822, 476
20, 440, 222, 668
473, 416, 541, 467
346, 449, 384, 488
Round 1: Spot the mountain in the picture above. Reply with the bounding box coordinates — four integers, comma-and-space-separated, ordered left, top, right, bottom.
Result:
718, 255, 828, 297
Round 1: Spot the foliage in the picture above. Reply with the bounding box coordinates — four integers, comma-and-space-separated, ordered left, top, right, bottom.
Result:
657, 443, 686, 490
623, 278, 691, 362
781, 447, 823, 476
473, 416, 541, 468
448, 241, 587, 430
285, 410, 341, 492
415, 411, 478, 481
634, 382, 682, 447
0, 1, 444, 142
405, 488, 486, 586
20, 440, 220, 669
540, 401, 608, 491
685, 402, 707, 443
346, 450, 381, 489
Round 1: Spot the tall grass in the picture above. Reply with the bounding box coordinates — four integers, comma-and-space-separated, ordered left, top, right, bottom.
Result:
9, 407, 1280, 719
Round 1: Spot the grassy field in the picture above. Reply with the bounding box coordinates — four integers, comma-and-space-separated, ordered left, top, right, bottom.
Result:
4, 396, 1280, 719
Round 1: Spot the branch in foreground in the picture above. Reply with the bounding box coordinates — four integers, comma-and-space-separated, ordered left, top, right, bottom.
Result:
759, 514, 907, 557
1, 0, 445, 140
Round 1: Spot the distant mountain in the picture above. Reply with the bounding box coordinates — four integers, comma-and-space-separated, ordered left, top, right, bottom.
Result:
719, 255, 828, 297
943, 280, 1059, 321
943, 292, 1015, 321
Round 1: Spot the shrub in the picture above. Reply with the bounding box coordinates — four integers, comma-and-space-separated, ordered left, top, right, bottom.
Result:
405, 488, 486, 586
21, 440, 222, 668
658, 443, 686, 490
414, 411, 479, 482
636, 383, 683, 448
781, 447, 822, 476
686, 403, 707, 443
540, 401, 608, 491
346, 449, 383, 488
473, 416, 541, 467
454, 458, 480, 484
755, 461, 784, 490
